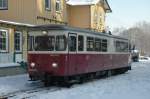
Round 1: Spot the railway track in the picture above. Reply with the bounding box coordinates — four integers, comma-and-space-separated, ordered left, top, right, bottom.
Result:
0, 76, 112, 99
0, 86, 62, 99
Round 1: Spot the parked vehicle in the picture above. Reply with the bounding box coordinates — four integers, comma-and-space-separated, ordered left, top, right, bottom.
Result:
139, 56, 150, 60
131, 50, 139, 62
28, 25, 131, 86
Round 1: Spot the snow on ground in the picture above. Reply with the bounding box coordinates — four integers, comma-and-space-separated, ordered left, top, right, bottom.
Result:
0, 63, 20, 68
0, 75, 43, 96
28, 60, 150, 99
0, 60, 150, 99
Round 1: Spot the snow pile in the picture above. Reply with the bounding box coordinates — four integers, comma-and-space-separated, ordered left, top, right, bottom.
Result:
0, 63, 20, 68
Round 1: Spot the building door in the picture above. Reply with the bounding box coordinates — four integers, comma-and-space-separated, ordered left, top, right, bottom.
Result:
68, 33, 77, 75
14, 31, 23, 63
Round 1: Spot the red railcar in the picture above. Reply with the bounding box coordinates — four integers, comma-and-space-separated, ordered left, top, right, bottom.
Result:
28, 25, 131, 86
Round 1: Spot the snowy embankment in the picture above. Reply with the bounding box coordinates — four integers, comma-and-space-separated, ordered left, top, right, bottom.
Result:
0, 60, 150, 99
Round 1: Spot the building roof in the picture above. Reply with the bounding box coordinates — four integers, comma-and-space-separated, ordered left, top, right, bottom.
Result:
67, 0, 100, 5
0, 20, 35, 27
66, 0, 112, 13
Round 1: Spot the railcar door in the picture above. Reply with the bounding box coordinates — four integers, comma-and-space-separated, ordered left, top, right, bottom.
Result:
68, 33, 77, 76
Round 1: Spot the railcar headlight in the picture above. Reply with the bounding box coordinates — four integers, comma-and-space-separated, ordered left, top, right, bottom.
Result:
30, 62, 35, 68
52, 63, 58, 68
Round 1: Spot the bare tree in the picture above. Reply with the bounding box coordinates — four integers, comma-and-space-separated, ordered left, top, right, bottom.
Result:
113, 21, 150, 56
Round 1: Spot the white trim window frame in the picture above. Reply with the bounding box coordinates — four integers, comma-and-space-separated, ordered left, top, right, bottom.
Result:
45, 0, 51, 11
14, 31, 22, 53
0, 0, 8, 10
0, 29, 8, 52
56, 0, 61, 12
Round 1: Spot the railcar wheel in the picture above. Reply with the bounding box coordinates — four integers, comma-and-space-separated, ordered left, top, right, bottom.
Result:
64, 82, 73, 88
59, 81, 73, 88
57, 77, 72, 88
77, 75, 85, 84
121, 68, 127, 74
44, 74, 53, 87
89, 74, 95, 80
107, 70, 112, 77
29, 75, 33, 81
44, 80, 49, 87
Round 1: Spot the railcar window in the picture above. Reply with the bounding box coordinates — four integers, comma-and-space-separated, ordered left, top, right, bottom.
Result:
55, 35, 66, 51
95, 38, 101, 51
78, 35, 84, 51
87, 37, 94, 51
101, 39, 107, 52
116, 41, 128, 52
28, 36, 34, 51
48, 36, 55, 51
69, 36, 77, 51
34, 36, 55, 51
124, 42, 129, 52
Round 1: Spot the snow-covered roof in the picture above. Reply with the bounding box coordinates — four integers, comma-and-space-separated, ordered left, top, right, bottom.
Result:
66, 0, 112, 13
0, 20, 35, 27
67, 0, 100, 5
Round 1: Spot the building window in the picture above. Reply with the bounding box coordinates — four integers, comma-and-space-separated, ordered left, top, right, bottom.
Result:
0, 30, 8, 52
56, 0, 61, 11
0, 0, 8, 10
14, 32, 22, 52
115, 41, 129, 52
45, 0, 51, 10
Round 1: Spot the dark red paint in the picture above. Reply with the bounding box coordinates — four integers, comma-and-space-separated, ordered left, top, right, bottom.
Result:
28, 53, 130, 77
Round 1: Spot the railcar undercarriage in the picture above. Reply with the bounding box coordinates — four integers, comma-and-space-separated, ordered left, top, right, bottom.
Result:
29, 66, 131, 87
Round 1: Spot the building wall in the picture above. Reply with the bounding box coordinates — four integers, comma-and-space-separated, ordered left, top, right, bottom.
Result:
67, 4, 106, 32
0, 27, 14, 63
0, 26, 28, 64
0, 0, 107, 64
0, 0, 67, 66
36, 0, 68, 25
67, 5, 91, 29
22, 29, 28, 62
0, 0, 36, 24
90, 4, 106, 32
0, 0, 67, 25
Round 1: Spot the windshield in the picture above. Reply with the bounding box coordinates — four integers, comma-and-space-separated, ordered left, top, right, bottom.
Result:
34, 36, 55, 51
28, 35, 67, 51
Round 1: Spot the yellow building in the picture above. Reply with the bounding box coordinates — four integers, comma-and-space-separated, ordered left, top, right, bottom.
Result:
0, 0, 111, 71
0, 0, 67, 68
0, 0, 67, 25
0, 20, 33, 76
67, 0, 112, 32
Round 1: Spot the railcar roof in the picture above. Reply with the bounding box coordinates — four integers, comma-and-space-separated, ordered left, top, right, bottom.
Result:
29, 24, 128, 41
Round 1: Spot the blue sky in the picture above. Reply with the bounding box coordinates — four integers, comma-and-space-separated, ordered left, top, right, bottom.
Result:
106, 0, 150, 30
